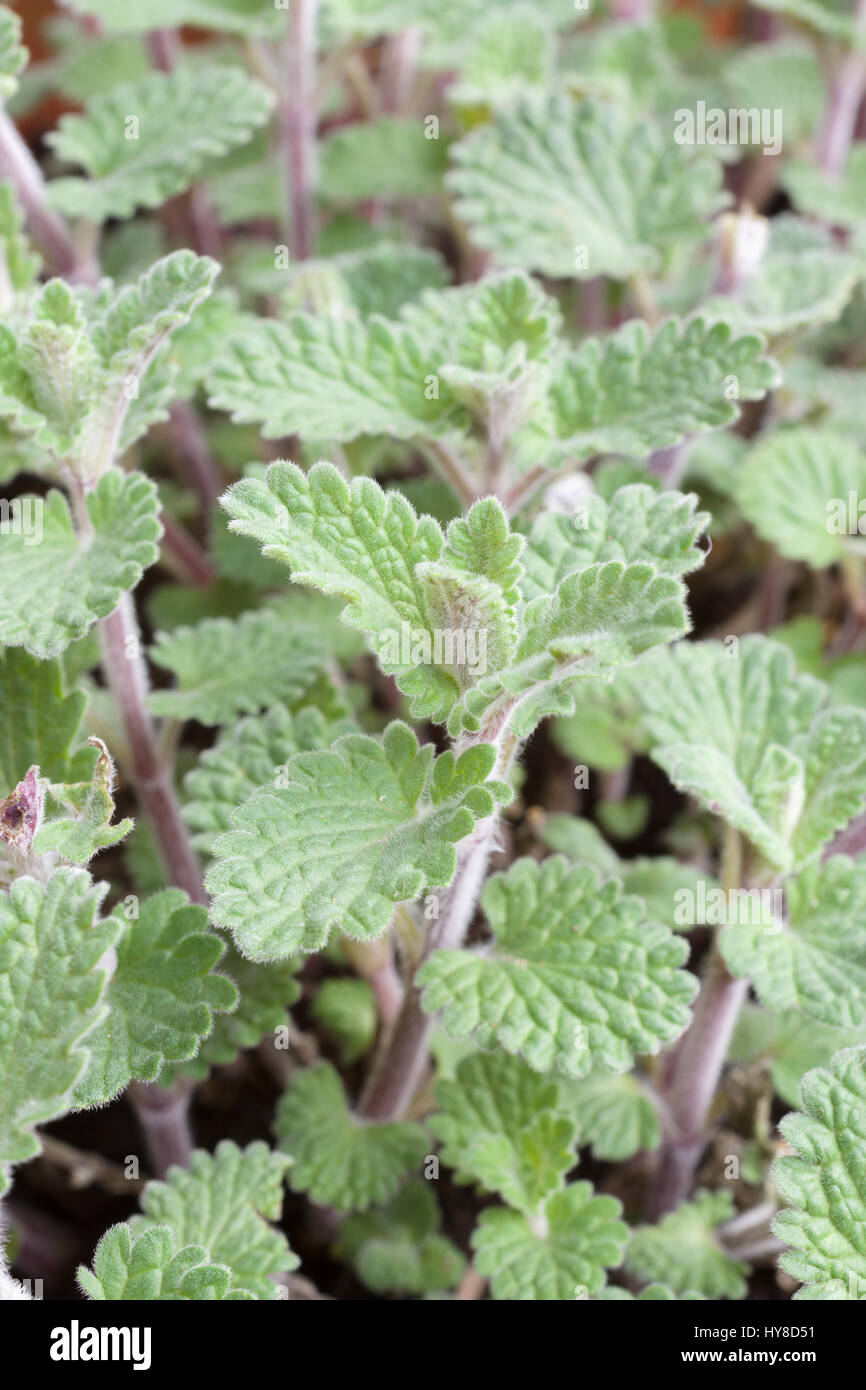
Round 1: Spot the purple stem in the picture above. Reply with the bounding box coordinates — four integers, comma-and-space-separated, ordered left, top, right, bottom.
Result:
164, 400, 224, 520
0, 109, 97, 283
98, 594, 206, 907
814, 0, 866, 176
281, 0, 319, 261
358, 816, 498, 1120
649, 948, 749, 1220
128, 1078, 194, 1178
381, 26, 423, 113
160, 513, 218, 587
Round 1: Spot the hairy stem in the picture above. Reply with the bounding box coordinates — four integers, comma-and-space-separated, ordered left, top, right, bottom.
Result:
127, 1078, 194, 1178
815, 1, 866, 176
650, 952, 749, 1220
98, 593, 205, 905
422, 438, 479, 507
649, 828, 749, 1219
381, 25, 423, 113
281, 0, 319, 261
503, 465, 556, 516
163, 400, 224, 520
358, 815, 498, 1120
160, 513, 218, 587
454, 1265, 487, 1300
0, 108, 97, 283
341, 935, 405, 1031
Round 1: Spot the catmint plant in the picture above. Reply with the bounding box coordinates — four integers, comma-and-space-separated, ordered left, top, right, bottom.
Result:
0, 0, 865, 1311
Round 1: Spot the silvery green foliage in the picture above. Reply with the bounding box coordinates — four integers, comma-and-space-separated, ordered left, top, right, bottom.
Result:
626, 636, 866, 873
4, 0, 866, 1308
46, 66, 274, 221
737, 429, 866, 566
0, 252, 219, 480
0, 870, 118, 1193
275, 1061, 427, 1211
78, 1225, 256, 1301
447, 95, 727, 280
207, 723, 513, 957
219, 461, 706, 738
773, 1048, 866, 1299
0, 472, 162, 658
627, 1192, 749, 1300
417, 856, 697, 1077
334, 1180, 465, 1296
131, 1141, 297, 1299
208, 272, 779, 480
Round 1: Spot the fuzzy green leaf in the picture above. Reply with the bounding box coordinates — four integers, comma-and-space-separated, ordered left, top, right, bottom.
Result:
0, 868, 118, 1192
73, 890, 238, 1107
207, 722, 511, 958
208, 312, 450, 442
430, 1053, 578, 1213
80, 250, 219, 473
148, 609, 333, 725
542, 813, 716, 933
0, 648, 90, 795
627, 1191, 749, 1299
563, 1071, 662, 1161
161, 943, 300, 1083
275, 1060, 426, 1212
183, 704, 355, 853
77, 1224, 255, 1301
730, 1004, 866, 1108
35, 737, 133, 864
132, 1141, 296, 1299
448, 94, 727, 281
721, 856, 866, 1028
417, 856, 696, 1078
773, 1046, 866, 1299
47, 65, 274, 222
0, 253, 218, 481
703, 251, 864, 337
320, 117, 449, 201
520, 485, 709, 602
334, 1179, 465, 1295
784, 146, 866, 232
0, 470, 161, 658
634, 636, 866, 872
737, 429, 866, 568
446, 560, 691, 741
540, 316, 779, 467
208, 270, 555, 446
472, 1183, 628, 1300
221, 462, 525, 723
0, 185, 40, 302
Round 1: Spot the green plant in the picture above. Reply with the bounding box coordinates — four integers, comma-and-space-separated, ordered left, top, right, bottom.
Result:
1, 0, 866, 1306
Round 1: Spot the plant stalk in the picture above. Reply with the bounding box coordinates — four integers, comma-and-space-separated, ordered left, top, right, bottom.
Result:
98, 593, 205, 906
649, 828, 749, 1219
127, 1078, 195, 1178
815, 6, 866, 176
281, 0, 319, 261
0, 108, 97, 283
358, 814, 498, 1120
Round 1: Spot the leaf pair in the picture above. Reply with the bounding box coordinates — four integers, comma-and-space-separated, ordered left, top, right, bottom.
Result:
208, 271, 779, 477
